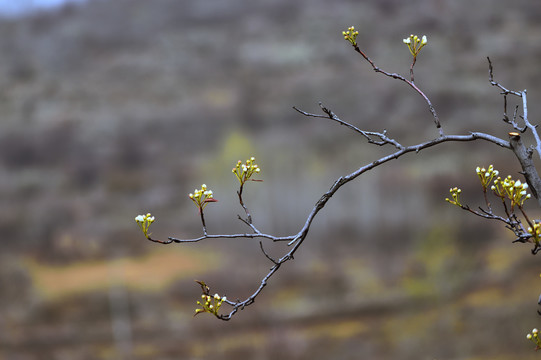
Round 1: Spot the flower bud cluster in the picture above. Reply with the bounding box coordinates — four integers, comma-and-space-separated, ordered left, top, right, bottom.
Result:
445, 187, 462, 207
447, 165, 533, 210
232, 157, 261, 185
491, 175, 531, 207
195, 293, 227, 317
526, 328, 541, 350
528, 221, 541, 246
342, 26, 359, 46
403, 34, 428, 57
189, 184, 216, 210
134, 213, 155, 239
476, 165, 499, 190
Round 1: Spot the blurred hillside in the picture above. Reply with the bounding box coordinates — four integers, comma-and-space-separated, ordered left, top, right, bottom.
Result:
1, 0, 541, 359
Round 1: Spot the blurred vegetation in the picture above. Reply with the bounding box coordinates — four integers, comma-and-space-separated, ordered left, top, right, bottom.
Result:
0, 0, 540, 359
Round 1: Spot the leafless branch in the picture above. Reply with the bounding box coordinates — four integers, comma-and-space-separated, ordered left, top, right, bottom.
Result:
149, 127, 510, 320
259, 241, 278, 265
237, 182, 252, 224
487, 57, 522, 97
455, 198, 536, 252
293, 103, 404, 149
139, 38, 541, 320
351, 43, 443, 136
488, 57, 541, 160
146, 232, 295, 245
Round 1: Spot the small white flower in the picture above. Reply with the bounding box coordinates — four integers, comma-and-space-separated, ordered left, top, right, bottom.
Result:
135, 215, 145, 222
421, 35, 427, 45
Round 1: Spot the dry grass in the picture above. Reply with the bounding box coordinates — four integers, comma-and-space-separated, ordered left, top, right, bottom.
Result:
24, 248, 219, 300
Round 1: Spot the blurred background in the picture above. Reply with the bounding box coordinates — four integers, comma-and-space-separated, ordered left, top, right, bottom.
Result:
0, 0, 540, 359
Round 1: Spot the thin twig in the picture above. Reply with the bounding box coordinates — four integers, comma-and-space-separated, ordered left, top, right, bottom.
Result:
259, 241, 278, 265
352, 44, 442, 135
519, 90, 541, 160
488, 58, 541, 159
164, 233, 296, 244
237, 183, 252, 224
293, 104, 404, 150
199, 209, 207, 235
410, 56, 416, 83
487, 57, 522, 96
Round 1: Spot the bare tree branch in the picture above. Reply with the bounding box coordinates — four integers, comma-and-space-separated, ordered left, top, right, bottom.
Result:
488, 57, 541, 160
137, 33, 541, 321
350, 43, 442, 136
292, 103, 404, 149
